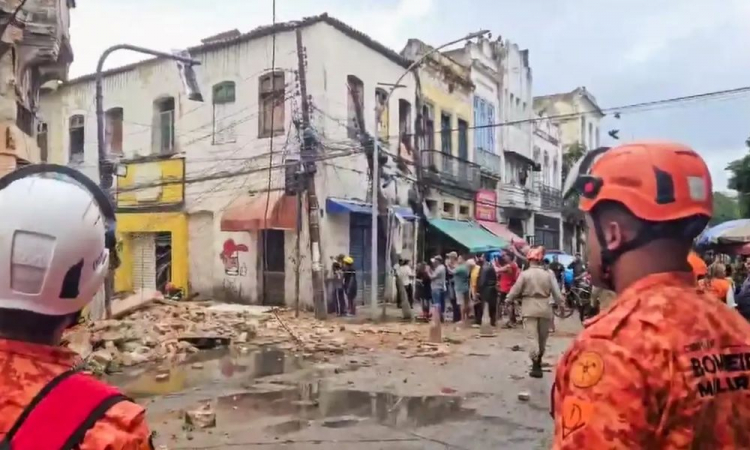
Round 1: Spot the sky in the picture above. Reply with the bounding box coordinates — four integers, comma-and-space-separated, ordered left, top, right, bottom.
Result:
68, 0, 750, 191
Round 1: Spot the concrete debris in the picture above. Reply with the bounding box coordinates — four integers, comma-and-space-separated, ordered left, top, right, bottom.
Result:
111, 290, 164, 319
184, 403, 216, 429
517, 392, 531, 401
65, 297, 473, 373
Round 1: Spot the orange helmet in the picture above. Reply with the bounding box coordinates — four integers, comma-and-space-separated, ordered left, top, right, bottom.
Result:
564, 141, 712, 223
527, 246, 545, 261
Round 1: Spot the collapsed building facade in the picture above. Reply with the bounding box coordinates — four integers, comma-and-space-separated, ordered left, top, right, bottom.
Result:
0, 0, 74, 175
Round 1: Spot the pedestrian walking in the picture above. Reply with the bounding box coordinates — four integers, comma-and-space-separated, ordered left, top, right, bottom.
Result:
428, 256, 447, 322
415, 262, 432, 319
552, 141, 750, 448
453, 255, 472, 324
496, 252, 520, 327
331, 255, 347, 316
506, 246, 562, 378
475, 253, 498, 326
343, 256, 357, 315
445, 252, 461, 322
395, 259, 414, 308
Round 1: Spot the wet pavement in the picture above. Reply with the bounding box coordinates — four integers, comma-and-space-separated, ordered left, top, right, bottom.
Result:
115, 317, 580, 449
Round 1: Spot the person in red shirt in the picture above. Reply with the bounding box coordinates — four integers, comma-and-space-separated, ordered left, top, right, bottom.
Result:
497, 252, 520, 326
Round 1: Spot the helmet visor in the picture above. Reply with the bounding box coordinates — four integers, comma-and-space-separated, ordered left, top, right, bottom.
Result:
562, 147, 610, 200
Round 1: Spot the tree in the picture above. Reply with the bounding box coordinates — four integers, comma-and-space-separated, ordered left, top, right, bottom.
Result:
711, 192, 740, 225
562, 142, 587, 182
727, 138, 750, 217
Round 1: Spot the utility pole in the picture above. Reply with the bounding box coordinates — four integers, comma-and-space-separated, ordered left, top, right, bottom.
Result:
370, 108, 380, 320
295, 177, 302, 318
296, 27, 326, 319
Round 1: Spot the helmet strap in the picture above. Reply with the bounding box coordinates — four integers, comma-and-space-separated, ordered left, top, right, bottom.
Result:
592, 215, 667, 290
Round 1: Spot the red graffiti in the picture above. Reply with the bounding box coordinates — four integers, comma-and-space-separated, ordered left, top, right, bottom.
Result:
220, 239, 248, 276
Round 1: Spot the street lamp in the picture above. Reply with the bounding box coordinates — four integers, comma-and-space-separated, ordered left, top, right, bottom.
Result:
370, 30, 490, 321
94, 44, 203, 319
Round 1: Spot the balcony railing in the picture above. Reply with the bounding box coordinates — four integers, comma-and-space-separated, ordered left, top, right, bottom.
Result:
475, 148, 502, 178
539, 185, 563, 211
499, 183, 540, 211
420, 149, 480, 192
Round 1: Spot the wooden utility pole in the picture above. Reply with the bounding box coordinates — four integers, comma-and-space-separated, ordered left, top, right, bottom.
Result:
296, 27, 326, 319
295, 180, 302, 318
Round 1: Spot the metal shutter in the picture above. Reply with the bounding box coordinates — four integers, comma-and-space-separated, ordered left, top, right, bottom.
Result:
131, 233, 156, 292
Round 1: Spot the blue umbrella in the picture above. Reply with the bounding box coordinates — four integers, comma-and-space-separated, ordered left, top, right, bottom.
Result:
697, 219, 750, 246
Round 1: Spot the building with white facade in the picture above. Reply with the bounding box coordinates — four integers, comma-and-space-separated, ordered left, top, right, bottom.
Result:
39, 14, 419, 308
447, 37, 561, 251
534, 86, 605, 253
532, 113, 563, 249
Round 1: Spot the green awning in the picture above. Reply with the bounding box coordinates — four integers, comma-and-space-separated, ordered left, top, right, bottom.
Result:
428, 218, 509, 253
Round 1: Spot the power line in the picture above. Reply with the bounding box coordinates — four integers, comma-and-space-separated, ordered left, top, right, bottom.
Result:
385, 84, 750, 140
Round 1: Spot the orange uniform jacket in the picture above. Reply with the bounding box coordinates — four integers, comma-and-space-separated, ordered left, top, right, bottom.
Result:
0, 338, 153, 449
552, 272, 750, 449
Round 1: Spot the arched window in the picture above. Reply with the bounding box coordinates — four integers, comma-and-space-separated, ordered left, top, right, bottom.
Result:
212, 81, 237, 144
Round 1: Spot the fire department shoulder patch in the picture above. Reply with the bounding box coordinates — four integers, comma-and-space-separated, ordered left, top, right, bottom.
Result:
569, 351, 605, 389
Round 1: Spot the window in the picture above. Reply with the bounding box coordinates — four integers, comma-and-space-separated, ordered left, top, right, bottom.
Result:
105, 107, 123, 156
213, 81, 237, 144
420, 103, 435, 150
580, 117, 586, 146
595, 126, 600, 148
153, 97, 175, 154
553, 158, 559, 188
426, 199, 438, 214
16, 104, 33, 136
37, 122, 48, 162
480, 175, 497, 190
259, 72, 285, 138
459, 205, 470, 216
458, 119, 468, 160
375, 88, 388, 139
440, 112, 452, 155
544, 151, 550, 186
473, 96, 495, 153
346, 75, 363, 139
522, 101, 527, 112
588, 122, 593, 149
68, 114, 84, 163
442, 202, 455, 217
509, 93, 515, 117
398, 99, 411, 154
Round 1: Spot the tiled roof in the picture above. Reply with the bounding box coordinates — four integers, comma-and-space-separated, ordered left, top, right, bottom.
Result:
65, 13, 411, 86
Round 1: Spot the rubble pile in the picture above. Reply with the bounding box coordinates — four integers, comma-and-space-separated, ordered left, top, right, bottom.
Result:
66, 299, 269, 372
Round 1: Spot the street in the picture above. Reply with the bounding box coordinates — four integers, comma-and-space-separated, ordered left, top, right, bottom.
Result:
106, 306, 580, 450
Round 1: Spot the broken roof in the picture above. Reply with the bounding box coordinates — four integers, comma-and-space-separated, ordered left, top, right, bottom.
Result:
65, 13, 412, 86
534, 87, 604, 117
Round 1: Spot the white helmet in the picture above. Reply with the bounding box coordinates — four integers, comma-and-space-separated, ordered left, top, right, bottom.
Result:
0, 165, 114, 316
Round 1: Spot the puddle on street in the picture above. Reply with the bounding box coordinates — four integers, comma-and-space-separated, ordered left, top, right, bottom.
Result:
110, 346, 304, 398
213, 381, 477, 433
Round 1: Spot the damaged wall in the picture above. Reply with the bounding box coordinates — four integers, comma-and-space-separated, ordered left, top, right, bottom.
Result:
0, 0, 74, 175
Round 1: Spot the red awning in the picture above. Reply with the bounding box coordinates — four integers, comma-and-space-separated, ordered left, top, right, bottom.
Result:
220, 191, 297, 231
478, 220, 530, 253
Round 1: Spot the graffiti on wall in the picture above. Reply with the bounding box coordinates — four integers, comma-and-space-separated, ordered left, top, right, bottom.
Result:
220, 239, 248, 276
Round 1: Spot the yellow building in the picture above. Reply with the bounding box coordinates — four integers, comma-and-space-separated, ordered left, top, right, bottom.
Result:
114, 156, 189, 295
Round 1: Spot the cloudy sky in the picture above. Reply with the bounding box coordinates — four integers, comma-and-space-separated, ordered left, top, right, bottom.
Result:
69, 0, 750, 191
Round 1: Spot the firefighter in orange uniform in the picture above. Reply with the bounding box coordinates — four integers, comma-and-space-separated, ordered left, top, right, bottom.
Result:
552, 142, 750, 449
0, 165, 153, 449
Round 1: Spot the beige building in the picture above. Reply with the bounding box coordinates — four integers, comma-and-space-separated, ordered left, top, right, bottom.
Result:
0, 0, 75, 176
534, 87, 604, 254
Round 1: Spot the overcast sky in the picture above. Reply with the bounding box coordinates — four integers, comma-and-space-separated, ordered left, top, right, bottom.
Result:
69, 0, 750, 191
